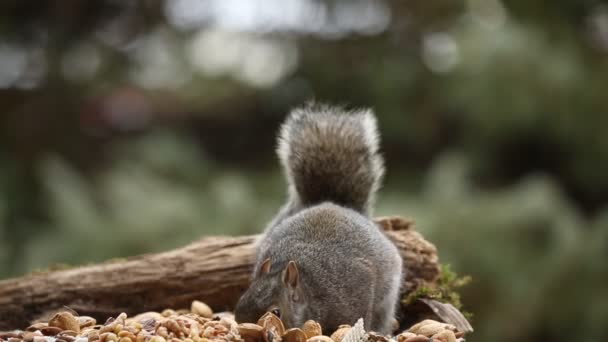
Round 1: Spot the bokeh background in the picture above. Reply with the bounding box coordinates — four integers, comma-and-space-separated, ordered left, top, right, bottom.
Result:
1, 0, 607, 341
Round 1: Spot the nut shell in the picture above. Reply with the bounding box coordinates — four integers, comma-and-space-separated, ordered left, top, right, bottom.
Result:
161, 309, 177, 317
282, 328, 307, 342
396, 332, 416, 342
49, 312, 80, 333
26, 323, 48, 332
417, 323, 447, 337
40, 326, 63, 336
257, 312, 285, 337
306, 336, 333, 342
59, 330, 79, 337
302, 321, 322, 339
407, 320, 455, 337
238, 323, 265, 342
403, 337, 429, 342
191, 301, 213, 318
406, 320, 434, 334
78, 316, 97, 329
367, 332, 389, 342
431, 330, 456, 342
329, 326, 350, 342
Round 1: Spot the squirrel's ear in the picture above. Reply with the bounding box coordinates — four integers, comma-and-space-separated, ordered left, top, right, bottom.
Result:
260, 258, 272, 274
283, 260, 299, 288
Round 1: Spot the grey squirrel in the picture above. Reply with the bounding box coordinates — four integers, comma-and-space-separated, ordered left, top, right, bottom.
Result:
234, 103, 403, 334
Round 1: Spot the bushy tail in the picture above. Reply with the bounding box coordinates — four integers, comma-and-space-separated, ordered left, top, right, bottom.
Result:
277, 103, 384, 214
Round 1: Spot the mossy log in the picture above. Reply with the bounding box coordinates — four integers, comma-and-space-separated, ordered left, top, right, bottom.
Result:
0, 216, 440, 330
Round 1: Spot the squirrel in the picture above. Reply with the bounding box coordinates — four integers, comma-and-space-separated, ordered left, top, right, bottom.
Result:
234, 103, 403, 335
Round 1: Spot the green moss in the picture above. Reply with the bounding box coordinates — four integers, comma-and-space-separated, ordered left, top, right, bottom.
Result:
403, 264, 473, 320
30, 263, 75, 275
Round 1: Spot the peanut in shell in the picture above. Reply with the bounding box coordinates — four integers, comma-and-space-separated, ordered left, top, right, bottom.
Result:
431, 330, 456, 342
49, 312, 80, 333
329, 325, 351, 342
282, 328, 307, 342
238, 323, 265, 342
302, 321, 322, 339
306, 336, 333, 342
257, 312, 285, 337
191, 301, 213, 318
403, 336, 429, 342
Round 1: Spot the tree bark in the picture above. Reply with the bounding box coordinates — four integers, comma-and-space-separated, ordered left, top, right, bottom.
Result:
0, 217, 439, 330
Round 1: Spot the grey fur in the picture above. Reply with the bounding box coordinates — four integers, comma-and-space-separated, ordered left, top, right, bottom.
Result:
277, 103, 384, 215
235, 104, 403, 334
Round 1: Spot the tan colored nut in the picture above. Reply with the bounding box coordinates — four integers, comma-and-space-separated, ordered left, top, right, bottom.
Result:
49, 312, 80, 333
33, 337, 48, 342
403, 336, 429, 342
85, 330, 100, 340
129, 322, 143, 333
78, 316, 97, 329
119, 338, 133, 342
329, 325, 351, 342
431, 330, 456, 342
40, 326, 63, 336
114, 324, 124, 334
100, 325, 115, 334
149, 337, 167, 342
219, 316, 238, 332
100, 332, 118, 342
238, 323, 265, 342
408, 320, 456, 337
396, 332, 416, 342
27, 323, 49, 332
367, 332, 389, 342
115, 313, 128, 324
191, 301, 213, 318
282, 328, 307, 342
132, 312, 163, 322
257, 312, 285, 336
156, 326, 169, 338
417, 323, 448, 338
57, 335, 76, 342
118, 331, 137, 340
306, 336, 333, 342
302, 320, 322, 339
23, 331, 43, 342
163, 319, 183, 335
161, 309, 177, 317
59, 330, 78, 337
406, 320, 435, 334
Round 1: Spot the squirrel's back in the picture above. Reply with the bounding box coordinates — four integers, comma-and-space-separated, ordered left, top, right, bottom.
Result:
277, 103, 384, 215
237, 104, 402, 334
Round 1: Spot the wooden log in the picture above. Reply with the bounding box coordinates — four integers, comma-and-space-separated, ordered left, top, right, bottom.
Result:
0, 217, 439, 330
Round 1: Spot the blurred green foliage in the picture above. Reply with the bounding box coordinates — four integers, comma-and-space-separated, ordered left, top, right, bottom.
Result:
1, 0, 607, 341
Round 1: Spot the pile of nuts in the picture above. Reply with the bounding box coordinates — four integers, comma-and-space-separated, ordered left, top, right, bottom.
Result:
0, 302, 467, 342
396, 320, 465, 342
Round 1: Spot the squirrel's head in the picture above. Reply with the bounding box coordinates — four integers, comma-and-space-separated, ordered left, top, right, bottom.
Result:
235, 258, 306, 328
